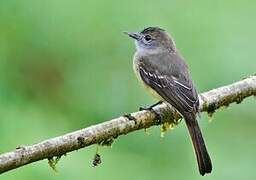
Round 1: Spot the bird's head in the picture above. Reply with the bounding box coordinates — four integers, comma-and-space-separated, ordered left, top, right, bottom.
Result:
124, 27, 176, 53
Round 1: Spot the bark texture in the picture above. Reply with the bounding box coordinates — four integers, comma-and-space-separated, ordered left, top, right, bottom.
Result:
0, 75, 255, 174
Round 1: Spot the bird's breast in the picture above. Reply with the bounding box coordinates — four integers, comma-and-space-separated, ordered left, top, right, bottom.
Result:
132, 53, 163, 101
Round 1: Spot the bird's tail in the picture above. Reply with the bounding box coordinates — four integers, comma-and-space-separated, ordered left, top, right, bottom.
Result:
183, 113, 212, 176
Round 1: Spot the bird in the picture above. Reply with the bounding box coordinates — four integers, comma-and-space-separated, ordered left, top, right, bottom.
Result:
124, 27, 212, 175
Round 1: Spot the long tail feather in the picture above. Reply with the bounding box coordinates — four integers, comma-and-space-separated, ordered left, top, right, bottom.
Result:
183, 113, 212, 176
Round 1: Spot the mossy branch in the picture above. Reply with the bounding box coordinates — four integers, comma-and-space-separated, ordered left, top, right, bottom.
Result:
0, 75, 256, 174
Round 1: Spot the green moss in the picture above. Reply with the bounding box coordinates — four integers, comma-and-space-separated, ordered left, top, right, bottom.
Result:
160, 119, 180, 137
144, 128, 150, 135
99, 137, 115, 147
48, 155, 62, 173
206, 103, 216, 118
160, 122, 170, 137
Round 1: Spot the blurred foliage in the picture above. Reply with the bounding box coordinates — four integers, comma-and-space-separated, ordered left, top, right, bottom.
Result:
0, 0, 256, 179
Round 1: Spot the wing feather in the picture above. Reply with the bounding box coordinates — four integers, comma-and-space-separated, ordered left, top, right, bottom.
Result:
139, 65, 198, 113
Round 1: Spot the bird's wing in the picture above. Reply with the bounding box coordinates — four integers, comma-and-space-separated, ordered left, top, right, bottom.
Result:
139, 60, 199, 113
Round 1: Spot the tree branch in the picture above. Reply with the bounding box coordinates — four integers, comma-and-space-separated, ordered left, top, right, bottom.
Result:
0, 75, 256, 174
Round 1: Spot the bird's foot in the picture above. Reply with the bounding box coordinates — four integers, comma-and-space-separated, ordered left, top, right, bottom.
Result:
139, 101, 163, 125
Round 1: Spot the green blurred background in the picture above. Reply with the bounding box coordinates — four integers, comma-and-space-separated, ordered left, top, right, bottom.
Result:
0, 0, 256, 179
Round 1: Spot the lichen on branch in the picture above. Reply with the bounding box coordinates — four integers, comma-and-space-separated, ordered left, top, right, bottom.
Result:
0, 75, 255, 174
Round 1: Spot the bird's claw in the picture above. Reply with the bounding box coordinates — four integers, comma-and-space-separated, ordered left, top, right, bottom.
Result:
139, 106, 163, 125
139, 101, 163, 124
139, 106, 152, 111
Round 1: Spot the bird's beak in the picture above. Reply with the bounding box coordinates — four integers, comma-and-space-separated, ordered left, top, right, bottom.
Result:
123, 31, 141, 40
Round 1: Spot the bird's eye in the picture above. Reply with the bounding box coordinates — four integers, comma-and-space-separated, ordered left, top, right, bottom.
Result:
144, 35, 152, 41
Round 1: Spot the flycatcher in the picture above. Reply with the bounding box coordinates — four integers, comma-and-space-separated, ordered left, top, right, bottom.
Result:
124, 27, 212, 175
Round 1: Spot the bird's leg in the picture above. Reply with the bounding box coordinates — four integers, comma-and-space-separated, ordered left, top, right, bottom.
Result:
139, 101, 163, 111
123, 101, 163, 124
139, 101, 163, 125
